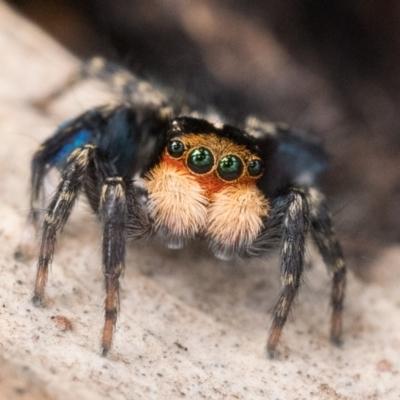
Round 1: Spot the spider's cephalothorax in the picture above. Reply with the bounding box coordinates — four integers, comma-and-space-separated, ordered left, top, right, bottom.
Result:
145, 117, 269, 258
18, 58, 346, 358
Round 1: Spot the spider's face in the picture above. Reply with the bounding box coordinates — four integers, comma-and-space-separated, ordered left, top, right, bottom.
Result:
145, 118, 270, 258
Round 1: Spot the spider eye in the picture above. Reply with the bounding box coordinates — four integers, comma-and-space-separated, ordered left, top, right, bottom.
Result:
248, 159, 263, 177
167, 140, 185, 158
217, 155, 243, 181
187, 147, 214, 174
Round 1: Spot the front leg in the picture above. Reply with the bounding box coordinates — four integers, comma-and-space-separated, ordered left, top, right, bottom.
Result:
32, 145, 98, 305
266, 188, 309, 358
15, 129, 93, 261
100, 177, 127, 356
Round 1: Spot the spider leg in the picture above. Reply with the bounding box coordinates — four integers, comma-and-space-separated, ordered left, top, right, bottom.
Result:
14, 158, 46, 260
32, 145, 99, 305
34, 129, 101, 221
266, 188, 309, 359
99, 177, 127, 356
125, 181, 153, 241
31, 140, 151, 355
306, 187, 346, 346
16, 123, 94, 261
96, 176, 153, 355
99, 178, 152, 355
33, 57, 167, 111
17, 102, 165, 261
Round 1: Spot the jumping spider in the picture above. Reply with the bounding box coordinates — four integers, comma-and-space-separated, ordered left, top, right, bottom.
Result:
19, 57, 346, 358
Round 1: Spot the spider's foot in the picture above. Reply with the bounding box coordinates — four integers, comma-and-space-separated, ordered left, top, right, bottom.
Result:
101, 317, 115, 357
266, 323, 283, 359
330, 309, 343, 347
101, 347, 109, 357
266, 345, 280, 360
330, 336, 343, 348
31, 294, 45, 307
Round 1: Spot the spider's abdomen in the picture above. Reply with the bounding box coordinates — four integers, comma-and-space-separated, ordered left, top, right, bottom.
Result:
43, 105, 169, 178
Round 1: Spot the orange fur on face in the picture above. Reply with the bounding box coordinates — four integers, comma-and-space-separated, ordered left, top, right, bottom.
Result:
205, 184, 270, 257
145, 162, 208, 247
144, 132, 270, 253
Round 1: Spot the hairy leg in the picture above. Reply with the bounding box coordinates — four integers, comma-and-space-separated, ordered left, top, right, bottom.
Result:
266, 188, 309, 358
32, 145, 98, 304
307, 187, 346, 346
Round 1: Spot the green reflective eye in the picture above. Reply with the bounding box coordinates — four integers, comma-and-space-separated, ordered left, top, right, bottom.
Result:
167, 140, 185, 158
187, 147, 214, 174
217, 155, 243, 181
248, 159, 263, 177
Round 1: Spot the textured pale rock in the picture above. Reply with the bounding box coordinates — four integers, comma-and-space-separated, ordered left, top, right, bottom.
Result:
0, 3, 399, 399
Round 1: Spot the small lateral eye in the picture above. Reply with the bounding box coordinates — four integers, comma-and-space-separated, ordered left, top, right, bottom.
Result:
187, 147, 214, 174
167, 140, 185, 158
248, 159, 263, 177
217, 155, 243, 181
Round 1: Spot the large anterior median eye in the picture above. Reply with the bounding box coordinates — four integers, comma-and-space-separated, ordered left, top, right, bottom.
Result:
187, 147, 214, 173
217, 155, 243, 181
167, 140, 185, 158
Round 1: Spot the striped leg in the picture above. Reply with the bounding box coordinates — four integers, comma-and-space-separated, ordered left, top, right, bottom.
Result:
32, 145, 97, 305
100, 177, 127, 356
15, 140, 77, 260
307, 187, 346, 346
266, 189, 309, 359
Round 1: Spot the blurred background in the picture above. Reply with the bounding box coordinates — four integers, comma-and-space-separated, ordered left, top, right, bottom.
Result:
7, 0, 400, 279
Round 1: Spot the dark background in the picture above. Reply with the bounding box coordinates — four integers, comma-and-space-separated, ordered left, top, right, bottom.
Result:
8, 0, 400, 279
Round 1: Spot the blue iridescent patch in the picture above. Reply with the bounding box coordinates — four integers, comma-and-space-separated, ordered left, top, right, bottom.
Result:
50, 129, 92, 167
277, 135, 329, 185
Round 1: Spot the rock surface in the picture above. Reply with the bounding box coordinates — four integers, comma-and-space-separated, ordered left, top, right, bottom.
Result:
0, 3, 399, 399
